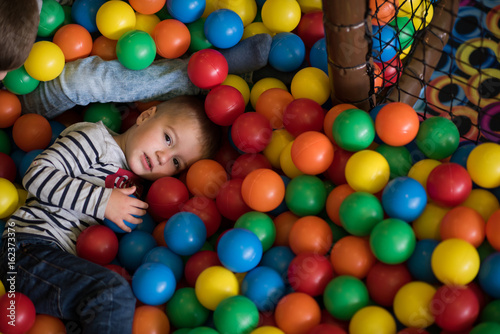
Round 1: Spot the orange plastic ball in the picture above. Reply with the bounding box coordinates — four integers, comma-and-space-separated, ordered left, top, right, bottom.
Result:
255, 88, 294, 129
288, 215, 333, 255
53, 24, 93, 62
274, 292, 322, 334
323, 103, 356, 143
12, 114, 52, 152
325, 183, 356, 226
91, 36, 118, 61
273, 211, 300, 246
27, 314, 66, 334
129, 0, 166, 15
486, 209, 500, 251
373, 62, 383, 92
0, 90, 22, 128
330, 235, 376, 279
241, 168, 286, 212
440, 206, 485, 248
152, 19, 191, 59
370, 0, 398, 25
152, 220, 168, 247
186, 159, 228, 199
375, 102, 420, 146
291, 131, 334, 175
132, 305, 170, 334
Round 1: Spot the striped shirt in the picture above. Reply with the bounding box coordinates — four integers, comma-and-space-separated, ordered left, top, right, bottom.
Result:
7, 122, 143, 254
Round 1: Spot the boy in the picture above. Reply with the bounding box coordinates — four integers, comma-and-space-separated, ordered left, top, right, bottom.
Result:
0, 95, 221, 333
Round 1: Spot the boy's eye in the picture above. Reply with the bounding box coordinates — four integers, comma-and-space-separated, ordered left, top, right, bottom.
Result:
173, 158, 180, 169
165, 134, 172, 145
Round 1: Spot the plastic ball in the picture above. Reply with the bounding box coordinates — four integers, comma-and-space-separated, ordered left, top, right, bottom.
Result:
332, 108, 375, 152
345, 150, 390, 194
310, 37, 328, 74
216, 178, 252, 221
216, 0, 258, 27
440, 206, 485, 247
130, 0, 167, 15
339, 192, 384, 236
393, 281, 436, 328
241, 168, 285, 212
279, 141, 304, 179
381, 176, 427, 222
222, 74, 251, 106
287, 252, 334, 296
375, 102, 419, 146
369, 218, 416, 264
185, 159, 227, 199
117, 230, 158, 272
153, 19, 191, 59
195, 265, 239, 310
187, 49, 228, 89
135, 13, 161, 35
295, 10, 324, 48
431, 285, 480, 332
241, 266, 285, 311
205, 85, 245, 126
132, 305, 170, 334
323, 275, 370, 321
0, 91, 22, 128
38, 0, 65, 37
255, 88, 294, 129
166, 0, 205, 23
12, 114, 52, 152
27, 314, 66, 334
164, 212, 207, 256
283, 98, 325, 137
431, 238, 480, 285
406, 239, 440, 283
290, 131, 334, 175
242, 22, 274, 39
407, 158, 441, 191
2, 66, 40, 95
234, 211, 276, 252
290, 67, 331, 105
132, 262, 176, 305
389, 16, 415, 50
415, 116, 460, 160
76, 225, 118, 265
0, 178, 19, 219
204, 9, 244, 49
146, 176, 189, 220
330, 236, 376, 279
412, 202, 449, 240
323, 103, 357, 143
274, 292, 321, 334
0, 292, 36, 334
469, 322, 500, 334
166, 287, 210, 329
217, 228, 263, 272
349, 306, 397, 334
18, 149, 42, 179
70, 0, 106, 33
369, 0, 398, 25
116, 30, 156, 70
288, 215, 332, 255
83, 103, 122, 132
260, 245, 295, 277
366, 262, 412, 307
478, 252, 500, 299
24, 41, 65, 81
213, 295, 259, 334
426, 162, 472, 207
285, 174, 327, 217
375, 144, 413, 179
269, 32, 306, 72
53, 23, 93, 62
181, 196, 221, 238
142, 246, 184, 281
372, 24, 400, 63
251, 327, 286, 334
184, 250, 221, 286
90, 35, 118, 60
0, 153, 16, 182
261, 0, 301, 33
467, 143, 500, 189
250, 77, 288, 109
96, 0, 136, 40
399, 0, 433, 30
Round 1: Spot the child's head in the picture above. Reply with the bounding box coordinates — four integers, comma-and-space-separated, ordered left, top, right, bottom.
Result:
116, 95, 222, 181
0, 0, 40, 80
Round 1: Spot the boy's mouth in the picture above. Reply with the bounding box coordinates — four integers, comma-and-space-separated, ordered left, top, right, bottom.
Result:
142, 153, 153, 171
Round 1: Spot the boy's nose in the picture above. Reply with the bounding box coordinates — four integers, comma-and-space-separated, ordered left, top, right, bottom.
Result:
156, 150, 170, 166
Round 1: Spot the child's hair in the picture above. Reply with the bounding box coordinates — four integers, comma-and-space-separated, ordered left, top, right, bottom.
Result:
156, 95, 222, 161
0, 0, 40, 72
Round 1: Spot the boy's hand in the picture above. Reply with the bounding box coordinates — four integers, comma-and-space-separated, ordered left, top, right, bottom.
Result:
104, 187, 149, 232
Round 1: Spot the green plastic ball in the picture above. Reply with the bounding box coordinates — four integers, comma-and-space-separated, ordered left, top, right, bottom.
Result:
116, 30, 157, 71
83, 103, 122, 133
2, 66, 40, 95
389, 16, 415, 50
0, 130, 11, 155
62, 5, 73, 25
234, 211, 276, 252
285, 174, 327, 216
369, 218, 416, 264
187, 327, 219, 334
332, 108, 375, 152
166, 287, 210, 329
339, 192, 384, 236
38, 0, 65, 37
415, 117, 460, 160
480, 300, 500, 324
470, 322, 500, 334
213, 295, 259, 334
187, 18, 213, 53
375, 144, 413, 179
323, 275, 370, 321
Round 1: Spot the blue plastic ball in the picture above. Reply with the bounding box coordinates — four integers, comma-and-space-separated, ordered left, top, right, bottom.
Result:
142, 246, 184, 281
48, 120, 66, 145
71, 0, 106, 33
19, 149, 43, 178
164, 212, 207, 256
103, 195, 142, 233
118, 230, 157, 272
135, 212, 156, 234
381, 176, 427, 222
369, 104, 387, 145
167, 0, 205, 24
132, 262, 176, 305
241, 266, 286, 311
268, 32, 306, 72
217, 228, 263, 273
450, 143, 476, 168
372, 24, 400, 63
478, 252, 500, 299
309, 37, 328, 74
260, 246, 295, 279
406, 239, 440, 284
204, 9, 244, 49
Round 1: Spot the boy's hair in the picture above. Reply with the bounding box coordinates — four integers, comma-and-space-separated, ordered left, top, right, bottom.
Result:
156, 95, 222, 161
0, 0, 40, 71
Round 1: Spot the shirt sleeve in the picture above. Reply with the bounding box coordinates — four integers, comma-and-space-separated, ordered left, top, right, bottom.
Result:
22, 124, 113, 219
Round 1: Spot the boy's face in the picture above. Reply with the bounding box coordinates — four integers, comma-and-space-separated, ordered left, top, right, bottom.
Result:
0, 71, 7, 80
121, 106, 204, 181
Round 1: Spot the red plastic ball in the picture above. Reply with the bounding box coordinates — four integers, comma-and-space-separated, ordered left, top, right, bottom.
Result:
204, 85, 246, 126
216, 178, 252, 221
291, 131, 334, 175
306, 323, 347, 334
214, 138, 241, 174
146, 176, 190, 220
287, 252, 334, 296
12, 114, 52, 152
230, 153, 272, 179
431, 285, 480, 332
53, 23, 93, 62
0, 292, 36, 334
231, 112, 273, 153
427, 162, 472, 207
0, 90, 22, 128
152, 19, 191, 59
76, 225, 119, 265
188, 49, 228, 89
0, 152, 16, 182
283, 98, 325, 137
324, 146, 354, 186
184, 250, 222, 286
241, 168, 286, 212
374, 56, 402, 88
295, 11, 325, 48
255, 87, 294, 129
366, 262, 413, 307
181, 196, 221, 237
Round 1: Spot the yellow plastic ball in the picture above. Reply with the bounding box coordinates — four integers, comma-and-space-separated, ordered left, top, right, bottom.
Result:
222, 74, 251, 106
290, 67, 331, 105
0, 281, 5, 297
202, 0, 219, 18
462, 188, 500, 222
251, 326, 285, 334
134, 13, 160, 35
261, 0, 302, 33
263, 129, 295, 169
0, 178, 19, 219
243, 23, 274, 40
467, 142, 500, 189
279, 141, 304, 179
96, 0, 137, 40
398, 0, 434, 31
431, 238, 480, 285
195, 266, 239, 310
407, 158, 441, 191
349, 306, 397, 334
250, 77, 288, 109
217, 0, 258, 27
412, 202, 449, 240
399, 44, 413, 60
393, 281, 436, 328
345, 150, 390, 194
24, 41, 65, 82
297, 0, 323, 13
15, 188, 28, 211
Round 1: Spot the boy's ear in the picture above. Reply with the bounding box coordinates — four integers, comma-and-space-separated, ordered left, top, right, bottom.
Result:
136, 106, 157, 125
